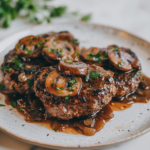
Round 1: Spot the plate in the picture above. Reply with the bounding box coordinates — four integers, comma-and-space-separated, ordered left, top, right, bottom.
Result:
0, 22, 150, 149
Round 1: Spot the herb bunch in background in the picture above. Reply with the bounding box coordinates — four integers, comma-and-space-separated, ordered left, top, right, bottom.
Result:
0, 0, 91, 28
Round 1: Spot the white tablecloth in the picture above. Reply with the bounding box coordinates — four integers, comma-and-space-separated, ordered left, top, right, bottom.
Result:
0, 0, 150, 149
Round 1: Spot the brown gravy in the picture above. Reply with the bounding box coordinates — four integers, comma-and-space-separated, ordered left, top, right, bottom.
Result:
1, 74, 150, 136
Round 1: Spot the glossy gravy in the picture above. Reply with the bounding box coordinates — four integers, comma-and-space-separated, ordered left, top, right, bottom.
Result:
1, 74, 150, 136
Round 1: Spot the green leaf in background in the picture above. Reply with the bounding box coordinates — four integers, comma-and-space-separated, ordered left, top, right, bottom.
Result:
50, 6, 67, 17
81, 14, 91, 21
0, 0, 91, 28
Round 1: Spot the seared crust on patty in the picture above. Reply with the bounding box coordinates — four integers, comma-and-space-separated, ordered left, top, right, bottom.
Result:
34, 65, 117, 120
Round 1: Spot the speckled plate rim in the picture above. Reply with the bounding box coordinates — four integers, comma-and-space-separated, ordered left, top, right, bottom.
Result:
0, 22, 150, 149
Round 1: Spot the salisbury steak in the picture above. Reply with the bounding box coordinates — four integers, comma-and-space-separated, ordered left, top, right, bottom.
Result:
1, 50, 49, 94
34, 65, 116, 120
114, 70, 142, 99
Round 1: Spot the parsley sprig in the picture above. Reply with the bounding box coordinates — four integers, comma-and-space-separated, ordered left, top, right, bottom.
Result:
12, 57, 23, 70
87, 52, 102, 63
0, 0, 91, 28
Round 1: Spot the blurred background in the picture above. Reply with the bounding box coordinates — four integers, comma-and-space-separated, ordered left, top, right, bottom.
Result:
0, 0, 150, 150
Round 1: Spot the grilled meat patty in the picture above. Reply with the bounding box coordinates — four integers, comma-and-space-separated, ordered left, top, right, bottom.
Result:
34, 65, 116, 120
1, 50, 49, 94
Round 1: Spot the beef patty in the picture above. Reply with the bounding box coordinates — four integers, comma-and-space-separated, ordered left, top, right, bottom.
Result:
34, 65, 116, 120
1, 50, 49, 94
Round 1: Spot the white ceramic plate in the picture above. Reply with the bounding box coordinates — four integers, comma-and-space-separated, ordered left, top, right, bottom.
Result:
0, 22, 150, 150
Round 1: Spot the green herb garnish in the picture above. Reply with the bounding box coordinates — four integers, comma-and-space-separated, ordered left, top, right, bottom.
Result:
87, 52, 102, 63
12, 57, 23, 70
66, 87, 75, 91
11, 101, 16, 108
103, 53, 108, 58
56, 87, 63, 91
0, 104, 5, 106
22, 124, 25, 126
118, 63, 122, 67
37, 41, 44, 47
25, 47, 33, 55
1, 66, 10, 71
27, 79, 34, 88
68, 78, 77, 86
71, 39, 79, 44
81, 14, 91, 21
53, 128, 57, 132
113, 48, 118, 51
0, 84, 5, 90
75, 52, 80, 56
17, 44, 21, 48
132, 70, 141, 78
19, 107, 22, 112
58, 91, 62, 94
85, 76, 89, 82
64, 94, 70, 102
51, 83, 54, 87
53, 42, 57, 47
90, 71, 101, 78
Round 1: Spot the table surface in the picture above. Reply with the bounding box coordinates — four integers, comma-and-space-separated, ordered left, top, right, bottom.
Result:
0, 0, 150, 149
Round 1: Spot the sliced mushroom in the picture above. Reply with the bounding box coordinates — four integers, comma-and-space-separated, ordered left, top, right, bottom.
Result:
46, 70, 82, 97
108, 47, 141, 71
15, 36, 45, 58
58, 59, 89, 76
81, 47, 109, 66
42, 40, 74, 62
58, 31, 74, 41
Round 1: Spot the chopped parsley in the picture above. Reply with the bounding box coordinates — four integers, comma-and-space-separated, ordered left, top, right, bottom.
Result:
1, 66, 10, 71
58, 91, 62, 94
118, 63, 122, 67
0, 84, 5, 90
90, 71, 101, 78
22, 124, 25, 126
66, 87, 75, 91
87, 52, 102, 63
27, 79, 34, 88
45, 72, 50, 76
25, 47, 33, 55
85, 76, 89, 82
37, 41, 44, 47
30, 40, 33, 44
132, 70, 141, 78
71, 39, 79, 44
56, 87, 63, 91
12, 57, 23, 70
53, 128, 57, 132
103, 53, 108, 58
113, 48, 118, 51
74, 52, 80, 56
142, 78, 145, 81
51, 83, 54, 87
65, 44, 70, 51
17, 44, 21, 48
68, 78, 77, 86
64, 60, 73, 64
30, 69, 35, 73
0, 104, 5, 106
11, 101, 16, 108
56, 48, 63, 56
46, 48, 56, 52
64, 94, 70, 102
12, 85, 15, 90
19, 107, 23, 112
53, 42, 57, 47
